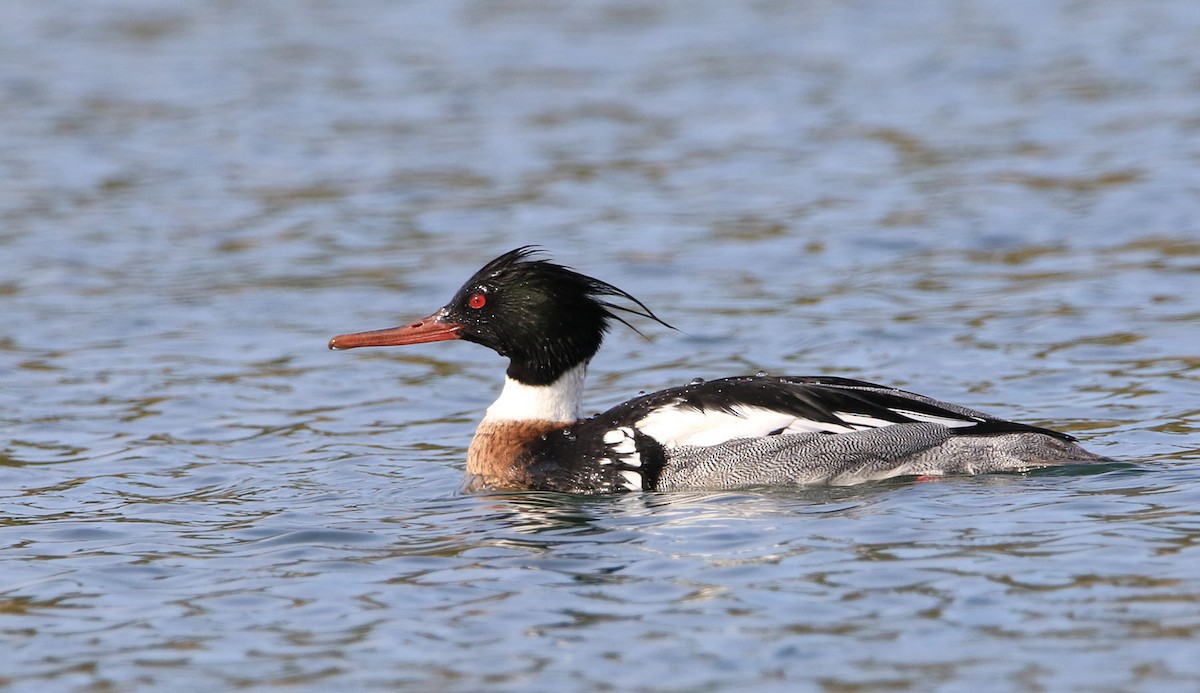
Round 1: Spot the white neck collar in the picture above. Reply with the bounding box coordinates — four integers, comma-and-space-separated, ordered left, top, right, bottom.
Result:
482, 362, 588, 423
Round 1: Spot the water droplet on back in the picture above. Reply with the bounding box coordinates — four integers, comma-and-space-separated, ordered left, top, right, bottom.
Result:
755, 370, 769, 377
689, 377, 705, 385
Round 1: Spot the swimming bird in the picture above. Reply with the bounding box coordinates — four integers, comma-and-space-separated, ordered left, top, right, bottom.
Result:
329, 247, 1110, 493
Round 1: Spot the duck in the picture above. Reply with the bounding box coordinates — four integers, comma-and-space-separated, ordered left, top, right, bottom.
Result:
329, 247, 1111, 493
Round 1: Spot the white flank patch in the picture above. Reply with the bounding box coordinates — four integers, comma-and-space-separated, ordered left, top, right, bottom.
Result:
483, 363, 587, 423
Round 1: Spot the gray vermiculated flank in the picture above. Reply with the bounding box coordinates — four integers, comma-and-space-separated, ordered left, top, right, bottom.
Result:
655, 423, 1110, 491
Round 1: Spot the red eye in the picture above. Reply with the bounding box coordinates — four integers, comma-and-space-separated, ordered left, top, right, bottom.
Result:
467, 292, 487, 309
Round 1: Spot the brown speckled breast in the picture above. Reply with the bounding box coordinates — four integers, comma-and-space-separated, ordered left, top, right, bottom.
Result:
466, 420, 571, 490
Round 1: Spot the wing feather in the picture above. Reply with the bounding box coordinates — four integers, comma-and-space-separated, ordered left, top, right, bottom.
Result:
617, 375, 1058, 449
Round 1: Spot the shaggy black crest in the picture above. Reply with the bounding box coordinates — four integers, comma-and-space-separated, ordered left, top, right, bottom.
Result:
443, 246, 673, 385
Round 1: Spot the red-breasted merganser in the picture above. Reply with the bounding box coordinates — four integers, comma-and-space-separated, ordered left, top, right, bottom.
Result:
330, 247, 1110, 493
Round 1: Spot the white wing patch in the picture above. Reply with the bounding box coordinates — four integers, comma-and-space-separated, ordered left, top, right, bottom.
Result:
635, 402, 980, 449
890, 409, 982, 428
636, 404, 838, 447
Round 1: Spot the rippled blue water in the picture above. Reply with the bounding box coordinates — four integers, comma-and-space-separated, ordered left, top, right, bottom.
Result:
3, 1, 1199, 690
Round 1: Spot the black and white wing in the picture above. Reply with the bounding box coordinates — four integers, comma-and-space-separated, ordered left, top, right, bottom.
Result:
613, 375, 1074, 449
557, 375, 1083, 493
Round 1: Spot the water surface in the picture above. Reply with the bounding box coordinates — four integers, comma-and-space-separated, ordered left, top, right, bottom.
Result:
3, 1, 1200, 690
